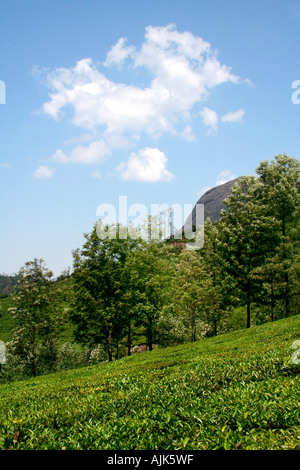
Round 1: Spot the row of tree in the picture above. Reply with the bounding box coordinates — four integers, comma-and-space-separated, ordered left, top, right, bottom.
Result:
3, 154, 299, 379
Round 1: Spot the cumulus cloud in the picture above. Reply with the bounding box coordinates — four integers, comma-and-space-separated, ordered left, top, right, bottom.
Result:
42, 25, 242, 136
199, 107, 218, 132
51, 149, 70, 163
38, 24, 248, 179
222, 109, 245, 123
51, 140, 110, 165
34, 165, 56, 179
117, 147, 174, 182
103, 37, 135, 67
180, 125, 195, 141
70, 140, 110, 164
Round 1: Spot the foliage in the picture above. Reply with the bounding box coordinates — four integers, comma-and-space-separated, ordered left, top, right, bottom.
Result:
0, 296, 15, 342
70, 223, 148, 360
255, 154, 300, 318
0, 154, 299, 381
165, 250, 224, 341
208, 155, 299, 327
0, 314, 299, 450
7, 259, 63, 377
124, 240, 175, 351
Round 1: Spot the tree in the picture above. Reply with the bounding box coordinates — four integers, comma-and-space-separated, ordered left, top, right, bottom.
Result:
255, 154, 300, 318
126, 240, 173, 351
169, 249, 223, 341
8, 259, 60, 377
201, 217, 232, 333
70, 222, 144, 361
215, 176, 277, 328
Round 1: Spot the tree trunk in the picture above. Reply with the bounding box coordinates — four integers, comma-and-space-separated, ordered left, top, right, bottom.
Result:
284, 271, 290, 318
31, 356, 37, 377
271, 279, 274, 322
108, 330, 113, 362
127, 322, 131, 356
282, 213, 290, 318
246, 279, 251, 328
247, 301, 251, 329
148, 317, 153, 351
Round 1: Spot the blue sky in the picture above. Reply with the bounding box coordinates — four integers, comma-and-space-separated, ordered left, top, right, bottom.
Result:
0, 0, 299, 276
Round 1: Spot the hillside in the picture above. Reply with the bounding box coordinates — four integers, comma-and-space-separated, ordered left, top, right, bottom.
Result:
0, 314, 300, 450
183, 173, 300, 228
0, 274, 19, 297
181, 177, 242, 235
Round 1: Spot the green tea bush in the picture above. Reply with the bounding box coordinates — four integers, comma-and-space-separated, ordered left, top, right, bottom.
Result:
0, 315, 300, 450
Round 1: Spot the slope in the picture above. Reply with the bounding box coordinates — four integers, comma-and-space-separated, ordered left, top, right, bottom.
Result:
182, 177, 243, 233
0, 314, 300, 450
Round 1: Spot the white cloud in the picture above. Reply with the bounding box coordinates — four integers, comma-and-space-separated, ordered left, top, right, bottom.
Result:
34, 165, 56, 179
197, 170, 236, 197
70, 140, 110, 164
51, 140, 110, 165
41, 25, 242, 139
222, 109, 245, 123
216, 170, 237, 185
200, 107, 218, 132
117, 147, 174, 182
180, 125, 195, 141
63, 133, 95, 146
51, 149, 70, 163
38, 24, 249, 179
103, 37, 135, 67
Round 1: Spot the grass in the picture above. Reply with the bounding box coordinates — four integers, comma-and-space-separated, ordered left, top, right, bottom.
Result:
0, 314, 300, 450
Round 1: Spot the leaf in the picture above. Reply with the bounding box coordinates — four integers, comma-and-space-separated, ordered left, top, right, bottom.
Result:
12, 419, 23, 426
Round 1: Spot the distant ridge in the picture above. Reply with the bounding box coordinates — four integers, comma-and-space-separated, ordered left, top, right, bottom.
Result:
179, 177, 243, 237
183, 173, 300, 232
0, 274, 19, 296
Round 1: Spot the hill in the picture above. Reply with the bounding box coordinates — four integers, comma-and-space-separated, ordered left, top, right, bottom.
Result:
0, 314, 300, 450
182, 177, 242, 233
0, 274, 19, 297
183, 172, 300, 229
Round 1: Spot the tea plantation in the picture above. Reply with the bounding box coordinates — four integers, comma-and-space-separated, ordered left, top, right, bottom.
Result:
0, 314, 300, 450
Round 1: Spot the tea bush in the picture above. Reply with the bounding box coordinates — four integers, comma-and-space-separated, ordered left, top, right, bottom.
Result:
0, 314, 299, 450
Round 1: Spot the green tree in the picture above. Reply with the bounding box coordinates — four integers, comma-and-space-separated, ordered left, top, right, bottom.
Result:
127, 240, 173, 351
70, 222, 144, 361
215, 176, 276, 328
8, 259, 60, 377
170, 249, 223, 340
255, 154, 300, 318
201, 217, 232, 332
